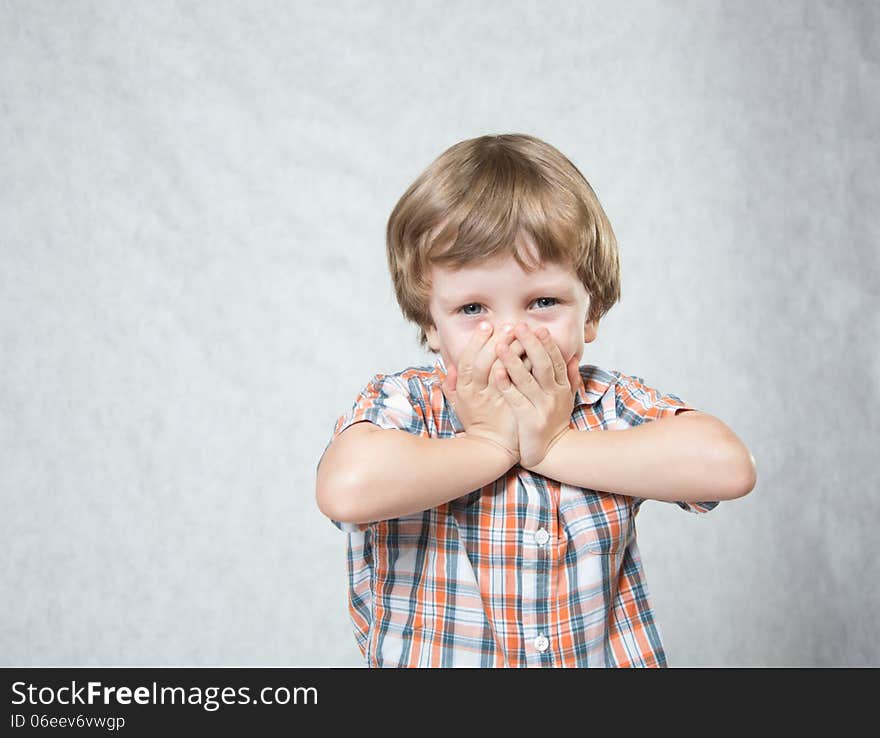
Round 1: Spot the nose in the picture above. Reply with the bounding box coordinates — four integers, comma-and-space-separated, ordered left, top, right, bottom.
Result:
499, 320, 529, 333
493, 322, 533, 372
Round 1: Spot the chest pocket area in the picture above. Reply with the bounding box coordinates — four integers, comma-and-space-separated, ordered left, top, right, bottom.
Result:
560, 486, 634, 555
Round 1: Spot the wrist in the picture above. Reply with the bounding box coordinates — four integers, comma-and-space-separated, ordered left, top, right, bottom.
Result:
525, 427, 573, 474
461, 432, 520, 468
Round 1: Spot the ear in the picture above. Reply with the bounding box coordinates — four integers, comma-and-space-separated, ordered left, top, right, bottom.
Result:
584, 318, 599, 344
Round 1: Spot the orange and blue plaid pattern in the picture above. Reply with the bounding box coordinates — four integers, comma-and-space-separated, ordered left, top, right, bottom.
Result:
319, 356, 719, 667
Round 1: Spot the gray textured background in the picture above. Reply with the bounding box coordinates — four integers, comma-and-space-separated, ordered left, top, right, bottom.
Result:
2, 0, 877, 667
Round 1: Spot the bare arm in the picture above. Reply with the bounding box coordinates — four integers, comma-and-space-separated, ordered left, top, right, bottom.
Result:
316, 421, 516, 523
530, 410, 757, 502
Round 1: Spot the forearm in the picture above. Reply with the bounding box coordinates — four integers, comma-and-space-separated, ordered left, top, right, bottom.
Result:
530, 412, 756, 502
327, 430, 516, 523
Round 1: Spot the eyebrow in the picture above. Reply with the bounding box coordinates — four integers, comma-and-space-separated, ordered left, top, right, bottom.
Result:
440, 285, 576, 306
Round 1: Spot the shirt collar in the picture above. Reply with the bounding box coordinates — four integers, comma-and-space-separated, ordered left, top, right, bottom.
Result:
432, 355, 612, 410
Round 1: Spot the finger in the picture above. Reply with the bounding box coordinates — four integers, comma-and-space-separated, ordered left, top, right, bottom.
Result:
490, 358, 512, 391
473, 323, 515, 389
441, 363, 457, 406
492, 357, 527, 409
445, 361, 457, 392
496, 337, 541, 406
513, 324, 553, 387
495, 329, 532, 373
476, 324, 515, 389
567, 355, 581, 397
458, 321, 494, 388
442, 382, 457, 409
533, 327, 568, 387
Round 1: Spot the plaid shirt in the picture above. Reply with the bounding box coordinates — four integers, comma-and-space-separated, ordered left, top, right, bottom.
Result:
320, 356, 719, 667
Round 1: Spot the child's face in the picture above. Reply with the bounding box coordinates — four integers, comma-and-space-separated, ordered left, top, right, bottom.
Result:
425, 238, 598, 373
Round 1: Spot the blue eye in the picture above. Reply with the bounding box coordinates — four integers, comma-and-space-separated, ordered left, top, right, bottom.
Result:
458, 298, 558, 316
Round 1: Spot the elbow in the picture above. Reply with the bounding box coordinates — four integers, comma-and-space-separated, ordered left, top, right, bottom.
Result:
316, 468, 369, 524
315, 484, 340, 522
723, 448, 757, 500
703, 418, 756, 501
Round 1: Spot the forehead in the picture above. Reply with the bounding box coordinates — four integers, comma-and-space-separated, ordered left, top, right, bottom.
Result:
429, 254, 581, 300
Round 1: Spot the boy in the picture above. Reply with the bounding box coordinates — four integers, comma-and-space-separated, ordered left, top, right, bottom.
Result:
315, 133, 757, 668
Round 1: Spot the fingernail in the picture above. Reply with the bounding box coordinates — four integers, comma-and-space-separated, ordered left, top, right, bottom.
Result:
501, 324, 513, 334
479, 321, 490, 332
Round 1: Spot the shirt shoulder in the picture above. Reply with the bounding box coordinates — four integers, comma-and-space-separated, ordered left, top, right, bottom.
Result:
575, 363, 691, 410
611, 368, 697, 423
361, 361, 441, 415
575, 364, 718, 514
321, 362, 443, 534
574, 363, 620, 406
331, 359, 451, 441
575, 363, 696, 421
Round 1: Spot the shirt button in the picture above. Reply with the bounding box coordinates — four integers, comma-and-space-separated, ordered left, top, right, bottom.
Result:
534, 528, 550, 545
534, 635, 550, 652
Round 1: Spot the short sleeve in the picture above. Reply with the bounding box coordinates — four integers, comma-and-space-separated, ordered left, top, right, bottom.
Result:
615, 373, 720, 515
334, 373, 428, 437
319, 373, 428, 532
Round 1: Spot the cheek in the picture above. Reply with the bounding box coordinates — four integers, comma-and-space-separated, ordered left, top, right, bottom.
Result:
442, 327, 474, 366
546, 322, 583, 362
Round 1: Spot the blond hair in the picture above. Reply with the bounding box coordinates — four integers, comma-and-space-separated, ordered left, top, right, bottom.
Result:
386, 133, 621, 353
